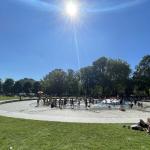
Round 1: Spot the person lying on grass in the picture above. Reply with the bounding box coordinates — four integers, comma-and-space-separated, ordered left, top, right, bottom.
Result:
124, 118, 150, 133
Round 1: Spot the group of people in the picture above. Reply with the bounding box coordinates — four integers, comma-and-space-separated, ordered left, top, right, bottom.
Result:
129, 100, 143, 109
36, 96, 95, 109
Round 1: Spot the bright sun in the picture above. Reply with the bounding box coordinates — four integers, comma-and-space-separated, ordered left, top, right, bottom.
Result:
65, 1, 79, 18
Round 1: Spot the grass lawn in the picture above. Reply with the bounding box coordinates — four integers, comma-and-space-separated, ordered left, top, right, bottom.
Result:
0, 116, 150, 150
0, 96, 19, 101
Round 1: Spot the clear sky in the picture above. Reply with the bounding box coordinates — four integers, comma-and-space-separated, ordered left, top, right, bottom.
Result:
0, 0, 150, 80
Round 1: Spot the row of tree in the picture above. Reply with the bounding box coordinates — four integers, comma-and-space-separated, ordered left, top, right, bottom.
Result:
41, 55, 150, 97
0, 78, 41, 96
0, 55, 149, 97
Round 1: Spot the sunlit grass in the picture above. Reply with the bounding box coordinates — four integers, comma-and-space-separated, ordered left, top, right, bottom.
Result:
0, 116, 150, 150
0, 96, 19, 101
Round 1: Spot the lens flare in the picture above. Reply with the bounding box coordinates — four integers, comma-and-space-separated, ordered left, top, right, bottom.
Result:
65, 1, 79, 18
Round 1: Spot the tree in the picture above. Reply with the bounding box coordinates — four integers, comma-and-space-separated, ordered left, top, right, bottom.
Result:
80, 66, 95, 96
17, 78, 35, 94
66, 69, 79, 96
107, 59, 131, 96
42, 69, 67, 96
14, 81, 23, 94
0, 79, 3, 94
3, 78, 14, 95
23, 82, 32, 94
19, 78, 35, 86
133, 55, 150, 96
80, 57, 131, 97
92, 57, 112, 96
33, 81, 42, 94
134, 55, 150, 78
91, 85, 103, 98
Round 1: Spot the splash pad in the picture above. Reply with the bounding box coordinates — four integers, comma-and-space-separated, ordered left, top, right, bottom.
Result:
0, 97, 150, 123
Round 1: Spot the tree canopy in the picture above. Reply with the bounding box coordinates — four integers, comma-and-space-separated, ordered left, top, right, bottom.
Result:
133, 55, 150, 96
0, 55, 149, 97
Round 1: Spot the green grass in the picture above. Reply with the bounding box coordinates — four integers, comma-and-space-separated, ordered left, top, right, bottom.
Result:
0, 96, 19, 101
0, 116, 150, 150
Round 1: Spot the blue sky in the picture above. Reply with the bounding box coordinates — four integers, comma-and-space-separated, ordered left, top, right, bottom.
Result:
0, 0, 150, 80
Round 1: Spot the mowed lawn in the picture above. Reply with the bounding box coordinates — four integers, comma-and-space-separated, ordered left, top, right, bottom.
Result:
0, 116, 150, 150
0, 96, 19, 101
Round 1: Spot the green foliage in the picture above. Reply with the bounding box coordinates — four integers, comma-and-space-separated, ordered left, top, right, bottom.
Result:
0, 78, 39, 96
133, 55, 150, 96
33, 81, 42, 94
66, 69, 80, 96
0, 55, 149, 97
0, 79, 3, 94
80, 57, 131, 97
134, 55, 150, 78
13, 81, 23, 94
3, 78, 14, 95
16, 78, 35, 95
42, 69, 67, 96
23, 82, 32, 93
80, 66, 94, 96
42, 69, 80, 96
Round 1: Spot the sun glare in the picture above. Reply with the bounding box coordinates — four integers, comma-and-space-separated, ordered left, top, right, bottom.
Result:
65, 1, 79, 18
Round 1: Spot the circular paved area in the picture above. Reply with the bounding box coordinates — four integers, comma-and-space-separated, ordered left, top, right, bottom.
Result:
0, 100, 150, 123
